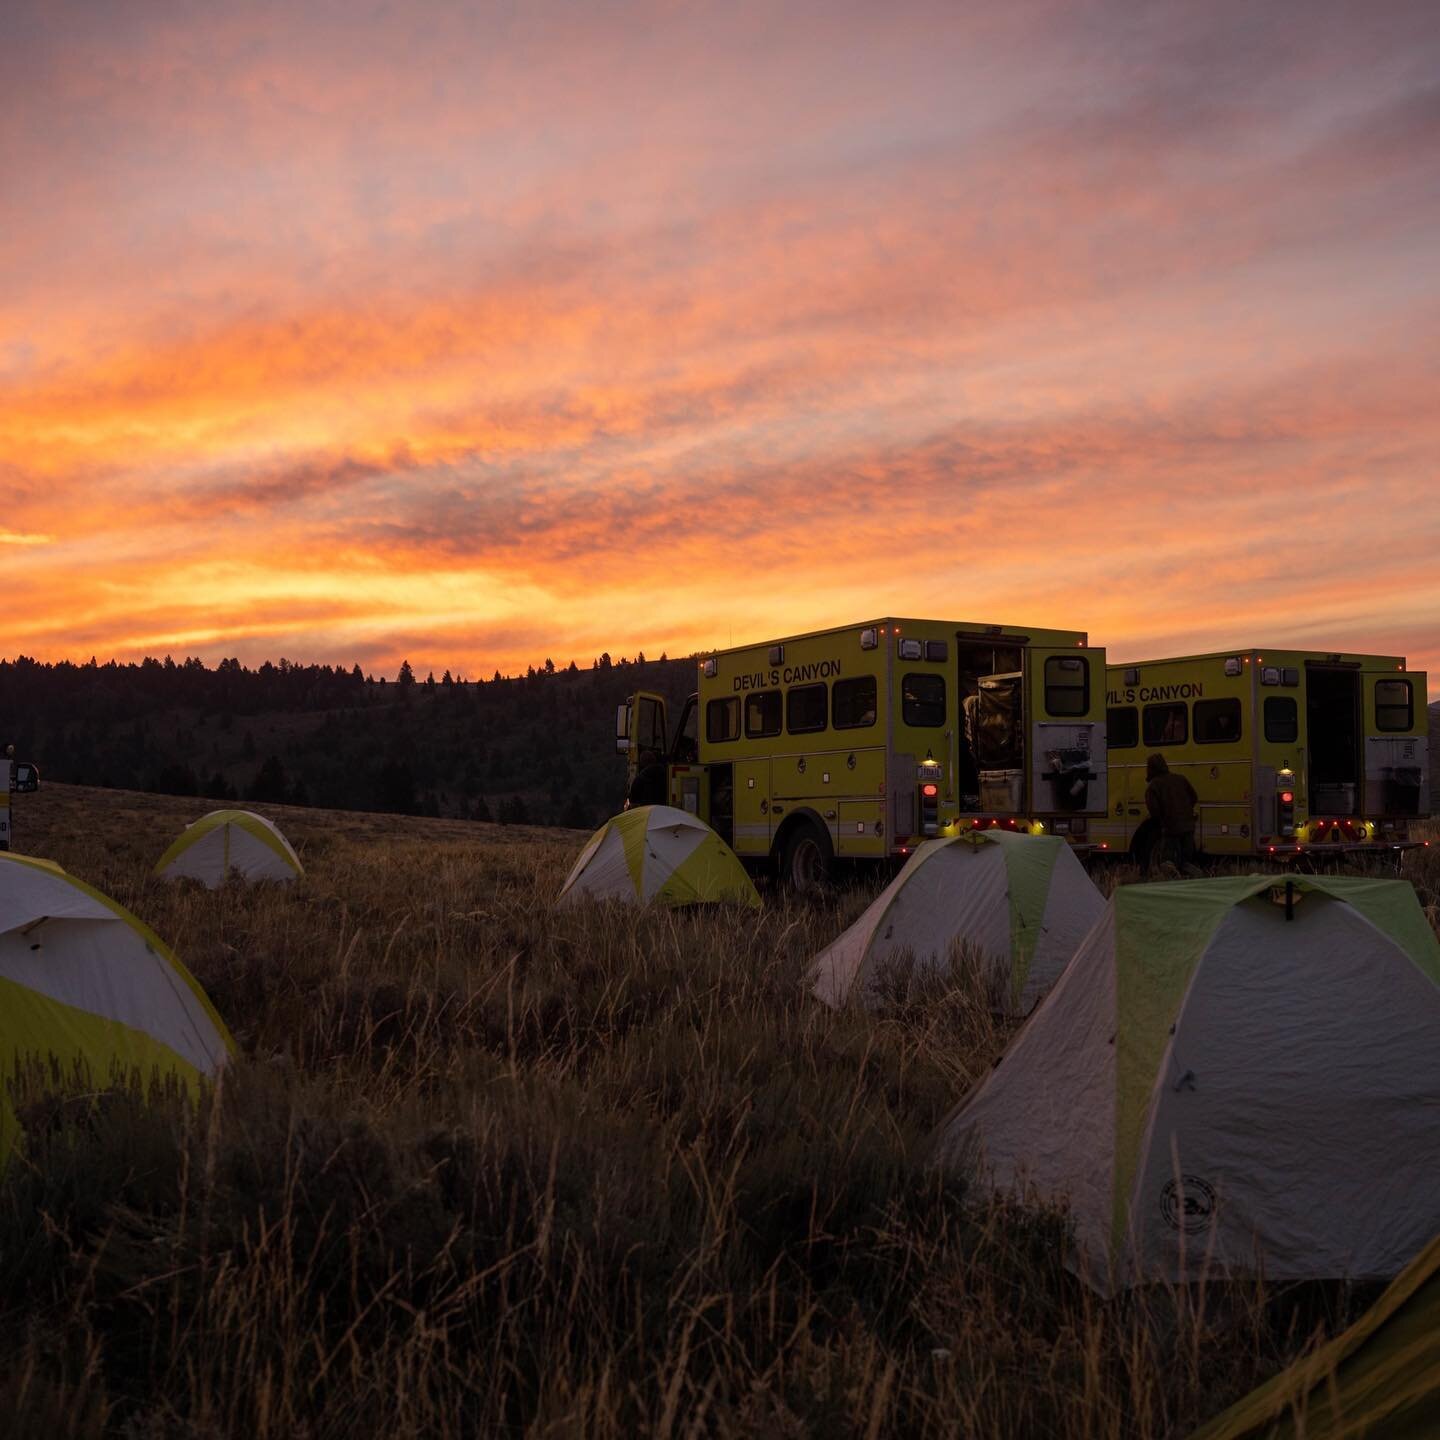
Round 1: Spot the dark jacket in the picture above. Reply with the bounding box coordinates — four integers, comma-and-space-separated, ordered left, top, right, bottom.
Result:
1144, 754, 1197, 838
627, 760, 668, 809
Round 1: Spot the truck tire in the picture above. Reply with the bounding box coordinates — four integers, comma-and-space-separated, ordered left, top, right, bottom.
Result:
779, 819, 833, 892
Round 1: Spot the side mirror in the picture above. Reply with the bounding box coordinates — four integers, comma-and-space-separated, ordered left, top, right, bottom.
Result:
11, 762, 39, 794
615, 702, 631, 754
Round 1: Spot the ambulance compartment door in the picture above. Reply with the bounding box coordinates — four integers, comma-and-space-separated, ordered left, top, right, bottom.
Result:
1030, 648, 1107, 816
1361, 669, 1428, 818
732, 759, 772, 858
617, 691, 669, 790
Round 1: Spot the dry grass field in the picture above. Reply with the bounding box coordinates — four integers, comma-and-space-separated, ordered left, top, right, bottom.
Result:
3, 785, 1437, 1439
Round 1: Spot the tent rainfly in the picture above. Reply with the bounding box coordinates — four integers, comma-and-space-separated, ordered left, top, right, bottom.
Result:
0, 852, 234, 1167
558, 806, 760, 909
810, 829, 1104, 1013
931, 875, 1440, 1295
1189, 1227, 1440, 1439
155, 809, 303, 886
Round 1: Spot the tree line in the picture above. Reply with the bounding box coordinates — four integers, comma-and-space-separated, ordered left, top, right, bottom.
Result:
0, 651, 696, 830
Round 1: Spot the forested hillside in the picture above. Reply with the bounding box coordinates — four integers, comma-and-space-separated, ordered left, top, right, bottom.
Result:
4, 662, 1436, 828
0, 652, 695, 830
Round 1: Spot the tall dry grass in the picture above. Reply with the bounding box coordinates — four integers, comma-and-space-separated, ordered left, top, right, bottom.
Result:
1, 786, 1436, 1438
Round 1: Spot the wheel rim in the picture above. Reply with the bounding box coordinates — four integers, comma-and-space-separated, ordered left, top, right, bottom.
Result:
791, 835, 823, 889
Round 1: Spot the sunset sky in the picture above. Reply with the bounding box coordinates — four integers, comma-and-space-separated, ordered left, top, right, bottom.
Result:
4, 0, 1438, 687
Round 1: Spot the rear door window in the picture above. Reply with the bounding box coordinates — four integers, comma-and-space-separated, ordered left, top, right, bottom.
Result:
1044, 656, 1089, 716
1143, 702, 1188, 746
1375, 679, 1414, 731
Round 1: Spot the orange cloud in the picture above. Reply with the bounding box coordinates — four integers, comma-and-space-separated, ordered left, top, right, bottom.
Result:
2, 0, 1438, 690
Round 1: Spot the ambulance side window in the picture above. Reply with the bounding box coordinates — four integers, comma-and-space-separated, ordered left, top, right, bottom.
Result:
706, 697, 740, 744
1375, 680, 1413, 732
1107, 706, 1138, 748
1044, 656, 1089, 716
786, 683, 828, 735
1264, 697, 1297, 743
1194, 698, 1242, 745
833, 676, 877, 730
744, 689, 782, 739
902, 673, 945, 726
1142, 703, 1187, 746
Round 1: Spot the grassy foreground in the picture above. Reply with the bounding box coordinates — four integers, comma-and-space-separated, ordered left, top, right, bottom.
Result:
3, 786, 1437, 1439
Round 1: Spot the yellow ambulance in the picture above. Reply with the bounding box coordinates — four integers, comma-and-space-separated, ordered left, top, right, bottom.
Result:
1094, 648, 1430, 859
617, 618, 1107, 886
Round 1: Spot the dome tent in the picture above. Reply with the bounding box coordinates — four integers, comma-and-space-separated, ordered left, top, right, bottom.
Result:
0, 852, 234, 1166
155, 809, 303, 886
810, 829, 1104, 1013
558, 806, 760, 909
1188, 1227, 1440, 1439
931, 874, 1440, 1295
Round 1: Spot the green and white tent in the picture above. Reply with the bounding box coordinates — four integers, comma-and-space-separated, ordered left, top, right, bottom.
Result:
1189, 1226, 1440, 1439
931, 875, 1440, 1294
558, 806, 760, 909
155, 809, 303, 886
810, 830, 1103, 1013
0, 852, 234, 1166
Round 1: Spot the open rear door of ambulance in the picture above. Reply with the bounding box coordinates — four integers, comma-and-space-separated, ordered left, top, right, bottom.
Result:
1028, 646, 1107, 826
1361, 668, 1429, 823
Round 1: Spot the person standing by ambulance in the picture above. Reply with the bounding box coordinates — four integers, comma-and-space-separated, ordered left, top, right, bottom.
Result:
626, 748, 668, 809
1145, 753, 1200, 873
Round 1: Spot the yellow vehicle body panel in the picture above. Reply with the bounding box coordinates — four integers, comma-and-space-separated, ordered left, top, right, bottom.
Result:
1095, 648, 1429, 858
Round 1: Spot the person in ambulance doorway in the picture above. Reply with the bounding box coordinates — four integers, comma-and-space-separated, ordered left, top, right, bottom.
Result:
627, 749, 668, 809
1145, 752, 1201, 875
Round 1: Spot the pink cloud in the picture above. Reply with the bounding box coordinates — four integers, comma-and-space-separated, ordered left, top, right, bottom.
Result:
0, 0, 1436, 690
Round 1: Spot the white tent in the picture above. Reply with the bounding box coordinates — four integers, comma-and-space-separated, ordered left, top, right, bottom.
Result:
810, 830, 1103, 1013
931, 875, 1440, 1293
558, 806, 760, 908
0, 852, 233, 1166
155, 809, 303, 886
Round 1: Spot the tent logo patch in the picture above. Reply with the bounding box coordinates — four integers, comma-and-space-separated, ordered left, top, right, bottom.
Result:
1160, 1176, 1217, 1233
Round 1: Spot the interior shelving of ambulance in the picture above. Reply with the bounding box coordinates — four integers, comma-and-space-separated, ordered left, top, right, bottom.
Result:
956, 639, 1026, 815
1306, 666, 1364, 819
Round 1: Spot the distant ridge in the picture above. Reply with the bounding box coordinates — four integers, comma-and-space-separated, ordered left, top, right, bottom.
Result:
0, 652, 694, 831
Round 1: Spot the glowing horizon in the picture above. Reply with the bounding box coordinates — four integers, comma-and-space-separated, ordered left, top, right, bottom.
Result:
4, 1, 1438, 692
